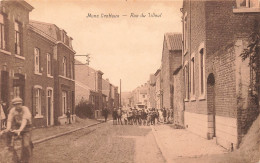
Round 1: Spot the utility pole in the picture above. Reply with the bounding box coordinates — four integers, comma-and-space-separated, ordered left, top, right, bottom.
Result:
74, 54, 90, 65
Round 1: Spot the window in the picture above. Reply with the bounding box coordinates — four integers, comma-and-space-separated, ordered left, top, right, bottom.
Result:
183, 12, 188, 54
237, 0, 260, 8
191, 56, 195, 98
35, 88, 42, 116
34, 48, 40, 74
15, 21, 22, 55
47, 53, 52, 76
62, 91, 67, 115
71, 61, 74, 79
13, 86, 20, 98
184, 63, 189, 100
0, 13, 6, 50
62, 57, 67, 77
199, 46, 206, 98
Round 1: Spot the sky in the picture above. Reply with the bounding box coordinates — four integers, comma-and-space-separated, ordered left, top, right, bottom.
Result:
27, 0, 183, 92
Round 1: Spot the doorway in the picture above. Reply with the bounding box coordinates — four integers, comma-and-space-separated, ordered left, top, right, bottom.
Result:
207, 73, 215, 139
13, 73, 25, 101
47, 88, 54, 126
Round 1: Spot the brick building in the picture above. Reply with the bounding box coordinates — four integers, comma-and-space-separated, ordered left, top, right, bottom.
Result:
74, 60, 105, 118
27, 21, 56, 127
0, 0, 76, 127
161, 33, 182, 111
154, 69, 162, 109
29, 20, 76, 125
0, 0, 33, 118
131, 84, 148, 108
182, 0, 259, 149
147, 74, 156, 108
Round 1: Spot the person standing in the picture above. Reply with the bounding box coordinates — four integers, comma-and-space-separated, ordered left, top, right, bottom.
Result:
3, 97, 33, 163
103, 107, 109, 122
112, 109, 117, 125
117, 108, 122, 125
66, 109, 71, 124
163, 107, 167, 123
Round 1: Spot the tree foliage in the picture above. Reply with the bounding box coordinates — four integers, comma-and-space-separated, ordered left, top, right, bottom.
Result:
75, 99, 95, 118
240, 24, 259, 104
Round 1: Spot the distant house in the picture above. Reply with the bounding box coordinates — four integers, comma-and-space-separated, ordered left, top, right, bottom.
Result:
182, 0, 259, 149
154, 69, 161, 109
74, 60, 104, 118
161, 33, 182, 110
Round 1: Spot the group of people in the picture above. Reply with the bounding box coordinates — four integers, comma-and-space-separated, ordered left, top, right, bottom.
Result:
0, 97, 33, 162
112, 107, 173, 126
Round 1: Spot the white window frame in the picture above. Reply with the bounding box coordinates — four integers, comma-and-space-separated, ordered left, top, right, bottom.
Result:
62, 57, 67, 77
34, 85, 43, 118
46, 87, 54, 125
62, 91, 67, 116
234, 0, 260, 12
198, 42, 206, 100
184, 61, 189, 101
190, 53, 196, 100
47, 53, 52, 77
34, 48, 41, 75
0, 13, 6, 50
183, 12, 188, 56
14, 21, 21, 56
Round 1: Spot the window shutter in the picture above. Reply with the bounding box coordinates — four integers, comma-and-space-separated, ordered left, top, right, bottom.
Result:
32, 87, 36, 117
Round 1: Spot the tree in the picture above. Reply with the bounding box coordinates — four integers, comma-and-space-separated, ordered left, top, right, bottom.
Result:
240, 21, 260, 107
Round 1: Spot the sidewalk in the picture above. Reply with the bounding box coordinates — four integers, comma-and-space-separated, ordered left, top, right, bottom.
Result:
151, 124, 227, 163
32, 118, 104, 143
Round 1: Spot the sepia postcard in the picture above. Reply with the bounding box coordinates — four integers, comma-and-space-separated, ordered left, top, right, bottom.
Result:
0, 0, 259, 162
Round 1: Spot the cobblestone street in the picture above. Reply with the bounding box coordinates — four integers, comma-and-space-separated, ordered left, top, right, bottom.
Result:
32, 121, 164, 163
30, 119, 253, 163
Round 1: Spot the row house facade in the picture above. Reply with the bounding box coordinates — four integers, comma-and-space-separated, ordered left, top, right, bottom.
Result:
102, 78, 119, 111
130, 84, 148, 108
75, 61, 119, 117
0, 0, 33, 120
29, 20, 76, 126
0, 0, 76, 127
161, 33, 182, 110
181, 0, 259, 149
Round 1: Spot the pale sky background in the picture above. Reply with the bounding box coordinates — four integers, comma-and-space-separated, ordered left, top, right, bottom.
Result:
27, 0, 183, 92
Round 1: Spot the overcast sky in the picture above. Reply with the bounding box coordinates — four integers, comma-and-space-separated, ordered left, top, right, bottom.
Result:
28, 0, 183, 92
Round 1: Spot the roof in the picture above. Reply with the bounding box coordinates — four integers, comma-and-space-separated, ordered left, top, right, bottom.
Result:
29, 20, 75, 53
154, 69, 161, 76
164, 33, 182, 51
29, 20, 58, 40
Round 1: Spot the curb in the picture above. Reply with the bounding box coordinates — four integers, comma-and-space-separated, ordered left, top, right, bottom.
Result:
33, 121, 104, 145
151, 125, 172, 163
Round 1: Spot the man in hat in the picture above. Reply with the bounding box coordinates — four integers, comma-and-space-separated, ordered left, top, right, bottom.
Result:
3, 97, 33, 162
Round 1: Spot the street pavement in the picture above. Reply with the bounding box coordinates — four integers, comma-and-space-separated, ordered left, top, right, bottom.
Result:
32, 121, 164, 163
30, 119, 250, 163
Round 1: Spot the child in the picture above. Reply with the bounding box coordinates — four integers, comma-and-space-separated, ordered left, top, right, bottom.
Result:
122, 111, 128, 125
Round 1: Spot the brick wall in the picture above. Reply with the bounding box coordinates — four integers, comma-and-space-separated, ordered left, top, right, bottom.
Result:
161, 40, 171, 109
183, 0, 208, 115
173, 68, 184, 126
